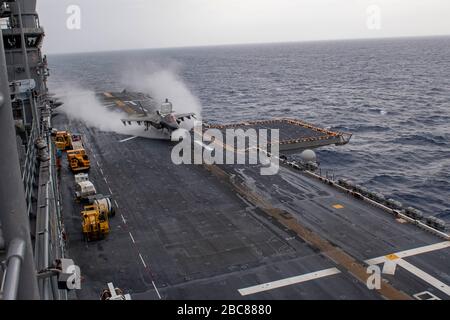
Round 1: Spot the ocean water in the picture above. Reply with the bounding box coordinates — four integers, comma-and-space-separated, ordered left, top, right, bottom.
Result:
48, 36, 450, 221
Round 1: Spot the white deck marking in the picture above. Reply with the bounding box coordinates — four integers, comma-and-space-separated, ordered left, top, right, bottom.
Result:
129, 232, 135, 243
137, 251, 162, 299
238, 241, 450, 296
139, 253, 147, 268
382, 260, 397, 275
114, 200, 119, 208
103, 177, 108, 184
108, 187, 113, 195
121, 214, 126, 224
238, 267, 340, 296
96, 161, 100, 167
152, 281, 162, 299
363, 241, 450, 297
413, 291, 441, 300
396, 259, 450, 296
365, 241, 450, 265
194, 140, 213, 151
119, 136, 138, 143
99, 168, 104, 175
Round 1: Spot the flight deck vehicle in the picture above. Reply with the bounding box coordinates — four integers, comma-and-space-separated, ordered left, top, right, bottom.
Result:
81, 204, 110, 241
67, 149, 90, 172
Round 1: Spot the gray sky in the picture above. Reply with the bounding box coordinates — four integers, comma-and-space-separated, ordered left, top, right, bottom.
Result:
38, 0, 450, 54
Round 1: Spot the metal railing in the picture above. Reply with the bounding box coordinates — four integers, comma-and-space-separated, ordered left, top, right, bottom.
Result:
1, 238, 25, 300
22, 120, 38, 217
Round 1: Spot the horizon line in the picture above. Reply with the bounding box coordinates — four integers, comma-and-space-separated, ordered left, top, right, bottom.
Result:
46, 33, 450, 56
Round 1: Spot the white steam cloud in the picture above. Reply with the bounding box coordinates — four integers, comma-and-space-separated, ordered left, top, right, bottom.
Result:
56, 85, 124, 132
123, 63, 202, 119
55, 65, 202, 139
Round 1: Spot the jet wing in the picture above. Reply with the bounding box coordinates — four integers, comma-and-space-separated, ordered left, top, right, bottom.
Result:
120, 115, 161, 130
174, 112, 196, 122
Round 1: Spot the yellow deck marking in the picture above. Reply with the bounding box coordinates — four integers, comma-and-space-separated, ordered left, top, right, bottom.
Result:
386, 254, 400, 261
115, 99, 125, 107
332, 204, 344, 209
114, 99, 135, 114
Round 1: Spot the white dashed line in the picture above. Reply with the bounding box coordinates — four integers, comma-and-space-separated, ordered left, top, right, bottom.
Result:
138, 253, 161, 300
108, 187, 113, 195
121, 214, 126, 224
99, 168, 104, 175
114, 200, 119, 208
129, 232, 135, 243
103, 177, 108, 184
119, 136, 138, 143
96, 161, 101, 167
139, 253, 147, 268
152, 281, 162, 299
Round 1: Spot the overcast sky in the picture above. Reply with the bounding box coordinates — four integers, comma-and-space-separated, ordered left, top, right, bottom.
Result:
37, 0, 450, 54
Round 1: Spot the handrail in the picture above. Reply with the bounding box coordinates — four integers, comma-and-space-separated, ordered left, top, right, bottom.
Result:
1, 238, 25, 300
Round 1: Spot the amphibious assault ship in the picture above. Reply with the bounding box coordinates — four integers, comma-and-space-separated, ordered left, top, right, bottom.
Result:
1, 0, 449, 300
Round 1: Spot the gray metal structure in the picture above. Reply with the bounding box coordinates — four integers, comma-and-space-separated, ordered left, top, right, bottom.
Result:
0, 25, 38, 299
1, 0, 67, 300
204, 118, 352, 151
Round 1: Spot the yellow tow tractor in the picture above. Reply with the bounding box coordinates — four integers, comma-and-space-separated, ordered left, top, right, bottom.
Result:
81, 195, 115, 241
81, 205, 110, 241
53, 131, 72, 150
67, 149, 90, 172
53, 130, 91, 172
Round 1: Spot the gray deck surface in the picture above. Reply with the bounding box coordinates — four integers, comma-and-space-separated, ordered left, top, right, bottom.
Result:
52, 110, 449, 300
207, 121, 330, 140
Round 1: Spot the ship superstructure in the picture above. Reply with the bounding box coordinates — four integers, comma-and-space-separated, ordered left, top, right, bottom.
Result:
0, 0, 67, 300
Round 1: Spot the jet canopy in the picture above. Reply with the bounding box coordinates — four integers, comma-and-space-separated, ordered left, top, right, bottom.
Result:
160, 98, 173, 116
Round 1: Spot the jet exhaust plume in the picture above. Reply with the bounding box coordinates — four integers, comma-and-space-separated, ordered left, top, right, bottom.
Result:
53, 64, 202, 139
123, 63, 203, 120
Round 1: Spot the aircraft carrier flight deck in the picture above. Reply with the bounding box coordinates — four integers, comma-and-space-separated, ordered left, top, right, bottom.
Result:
1, 0, 448, 303
52, 96, 450, 300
